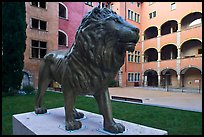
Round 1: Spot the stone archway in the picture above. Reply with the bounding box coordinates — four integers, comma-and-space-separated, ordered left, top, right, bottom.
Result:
144, 69, 158, 87
180, 67, 202, 90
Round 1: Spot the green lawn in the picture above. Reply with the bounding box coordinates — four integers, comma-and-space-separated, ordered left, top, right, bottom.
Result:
2, 91, 202, 135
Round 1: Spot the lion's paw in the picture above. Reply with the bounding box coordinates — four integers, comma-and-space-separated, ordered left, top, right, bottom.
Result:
65, 120, 82, 131
35, 107, 47, 114
73, 109, 84, 119
104, 122, 125, 134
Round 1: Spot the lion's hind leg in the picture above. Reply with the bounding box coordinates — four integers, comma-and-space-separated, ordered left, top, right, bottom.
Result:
35, 61, 52, 114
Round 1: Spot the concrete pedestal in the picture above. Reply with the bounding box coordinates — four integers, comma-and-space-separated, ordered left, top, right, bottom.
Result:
13, 107, 168, 135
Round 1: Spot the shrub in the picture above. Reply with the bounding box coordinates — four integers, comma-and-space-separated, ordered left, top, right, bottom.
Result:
22, 85, 35, 94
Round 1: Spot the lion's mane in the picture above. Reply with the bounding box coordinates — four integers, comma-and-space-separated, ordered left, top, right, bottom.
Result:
63, 7, 125, 93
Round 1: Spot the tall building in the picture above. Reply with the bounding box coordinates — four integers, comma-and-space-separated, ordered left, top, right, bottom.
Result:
23, 2, 59, 88
111, 2, 202, 91
22, 2, 202, 92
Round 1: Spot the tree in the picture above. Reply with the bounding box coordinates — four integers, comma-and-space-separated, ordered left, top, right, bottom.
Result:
2, 2, 26, 95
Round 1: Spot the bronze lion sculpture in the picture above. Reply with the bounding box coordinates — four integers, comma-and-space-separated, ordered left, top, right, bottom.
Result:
35, 7, 139, 134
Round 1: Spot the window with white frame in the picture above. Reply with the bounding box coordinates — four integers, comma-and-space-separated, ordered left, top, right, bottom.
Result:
171, 2, 176, 10
30, 18, 47, 31
137, 14, 140, 23
31, 40, 47, 59
31, 2, 46, 9
128, 9, 131, 19
128, 9, 140, 23
58, 30, 68, 46
134, 13, 137, 22
85, 2, 93, 7
149, 11, 156, 19
59, 3, 68, 19
128, 72, 140, 82
128, 50, 140, 63
137, 2, 140, 7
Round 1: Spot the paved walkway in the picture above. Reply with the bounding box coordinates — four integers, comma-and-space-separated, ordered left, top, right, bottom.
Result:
108, 87, 202, 112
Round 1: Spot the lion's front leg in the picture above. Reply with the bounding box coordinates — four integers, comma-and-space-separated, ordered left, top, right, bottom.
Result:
94, 88, 125, 134
62, 88, 82, 131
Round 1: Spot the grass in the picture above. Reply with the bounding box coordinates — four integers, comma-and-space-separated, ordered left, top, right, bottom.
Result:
2, 91, 202, 135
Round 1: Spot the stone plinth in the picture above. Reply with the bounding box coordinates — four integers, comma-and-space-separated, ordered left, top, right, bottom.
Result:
13, 107, 168, 135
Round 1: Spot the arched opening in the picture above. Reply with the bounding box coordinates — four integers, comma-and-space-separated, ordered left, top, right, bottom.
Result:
58, 30, 67, 46
144, 69, 158, 87
180, 67, 202, 90
144, 26, 158, 40
181, 12, 202, 30
161, 20, 178, 36
180, 39, 202, 58
144, 48, 158, 62
160, 68, 178, 88
161, 44, 177, 60
59, 2, 68, 19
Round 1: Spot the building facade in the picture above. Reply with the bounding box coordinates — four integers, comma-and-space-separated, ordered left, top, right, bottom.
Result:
23, 2, 202, 92
23, 2, 59, 88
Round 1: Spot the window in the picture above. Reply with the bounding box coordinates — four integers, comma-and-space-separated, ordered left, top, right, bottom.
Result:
137, 14, 140, 23
128, 51, 134, 62
134, 13, 137, 22
31, 18, 47, 31
110, 4, 113, 10
137, 2, 140, 7
131, 11, 134, 20
128, 9, 140, 23
128, 10, 131, 19
31, 2, 38, 7
102, 3, 105, 8
31, 40, 47, 59
39, 2, 46, 8
149, 11, 156, 19
198, 49, 202, 54
58, 30, 68, 46
136, 51, 140, 63
149, 2, 153, 5
153, 11, 156, 17
128, 51, 140, 62
85, 2, 93, 7
171, 2, 176, 10
59, 3, 68, 19
31, 2, 46, 9
128, 72, 140, 82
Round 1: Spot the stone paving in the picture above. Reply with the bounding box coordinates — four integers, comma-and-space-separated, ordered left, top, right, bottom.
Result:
108, 87, 202, 112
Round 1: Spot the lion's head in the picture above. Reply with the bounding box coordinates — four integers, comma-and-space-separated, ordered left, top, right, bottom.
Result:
73, 7, 140, 70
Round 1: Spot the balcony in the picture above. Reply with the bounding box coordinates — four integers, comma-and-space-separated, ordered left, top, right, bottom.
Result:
180, 56, 202, 70
180, 25, 202, 43
143, 61, 158, 71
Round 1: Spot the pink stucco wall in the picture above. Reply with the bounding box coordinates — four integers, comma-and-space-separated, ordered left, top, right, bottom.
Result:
59, 2, 99, 49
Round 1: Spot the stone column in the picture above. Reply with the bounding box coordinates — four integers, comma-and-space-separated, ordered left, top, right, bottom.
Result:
157, 29, 161, 37
157, 51, 161, 62
177, 22, 181, 32
177, 73, 181, 88
158, 74, 161, 87
142, 54, 145, 63
177, 48, 181, 59
170, 27, 173, 33
118, 67, 123, 87
142, 33, 145, 41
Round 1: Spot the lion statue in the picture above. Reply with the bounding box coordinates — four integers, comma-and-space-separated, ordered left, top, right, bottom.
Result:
35, 7, 139, 134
